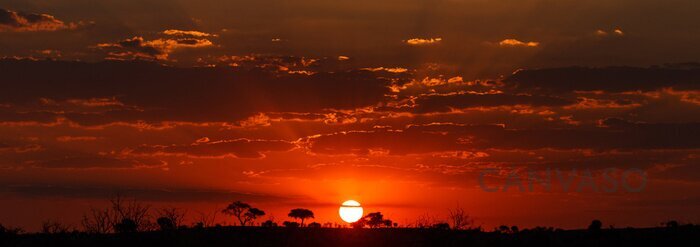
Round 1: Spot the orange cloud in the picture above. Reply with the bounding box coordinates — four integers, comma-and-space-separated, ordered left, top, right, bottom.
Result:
499, 39, 539, 47
406, 38, 442, 45
56, 136, 99, 142
162, 29, 215, 37
362, 67, 408, 73
595, 28, 624, 37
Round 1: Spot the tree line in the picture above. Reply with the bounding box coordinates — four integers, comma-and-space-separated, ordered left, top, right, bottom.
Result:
0, 196, 689, 235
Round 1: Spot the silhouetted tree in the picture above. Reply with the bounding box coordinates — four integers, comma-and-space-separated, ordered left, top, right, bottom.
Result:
222, 201, 251, 226
110, 196, 151, 232
288, 208, 314, 226
283, 221, 299, 228
81, 207, 114, 233
222, 201, 265, 226
448, 206, 474, 230
244, 208, 266, 226
511, 225, 519, 233
588, 220, 603, 231
414, 213, 435, 228
365, 212, 386, 228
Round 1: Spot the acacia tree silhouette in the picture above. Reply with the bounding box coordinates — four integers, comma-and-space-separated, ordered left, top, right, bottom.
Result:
244, 208, 266, 226
222, 201, 250, 226
222, 201, 265, 226
288, 208, 314, 226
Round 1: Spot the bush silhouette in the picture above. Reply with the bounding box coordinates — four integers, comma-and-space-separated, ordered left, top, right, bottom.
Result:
157, 217, 176, 231
282, 221, 299, 228
665, 220, 679, 228
261, 220, 277, 228
588, 220, 603, 231
0, 224, 23, 235
432, 223, 450, 230
114, 219, 138, 233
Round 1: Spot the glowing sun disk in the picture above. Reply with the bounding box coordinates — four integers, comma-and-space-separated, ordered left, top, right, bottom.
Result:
339, 200, 363, 223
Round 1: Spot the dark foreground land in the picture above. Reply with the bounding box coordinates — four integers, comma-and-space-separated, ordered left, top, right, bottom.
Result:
2, 226, 698, 247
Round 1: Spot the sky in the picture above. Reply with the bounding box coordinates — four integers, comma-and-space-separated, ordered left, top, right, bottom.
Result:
1, 0, 700, 231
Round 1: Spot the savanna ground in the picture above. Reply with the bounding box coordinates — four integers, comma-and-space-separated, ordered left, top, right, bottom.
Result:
2, 225, 698, 247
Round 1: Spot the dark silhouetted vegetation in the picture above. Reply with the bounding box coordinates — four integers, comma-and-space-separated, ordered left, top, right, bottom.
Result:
222, 201, 266, 226
1, 197, 697, 247
288, 208, 314, 226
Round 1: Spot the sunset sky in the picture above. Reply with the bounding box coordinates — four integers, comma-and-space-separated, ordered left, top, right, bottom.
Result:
1, 0, 700, 231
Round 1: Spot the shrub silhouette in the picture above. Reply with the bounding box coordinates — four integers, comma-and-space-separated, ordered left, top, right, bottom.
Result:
157, 217, 176, 231
156, 207, 186, 229
432, 223, 450, 230
261, 220, 277, 228
114, 218, 138, 233
308, 222, 321, 228
665, 220, 679, 228
0, 224, 23, 235
110, 196, 151, 232
288, 208, 314, 226
41, 220, 74, 234
282, 221, 299, 228
588, 220, 603, 231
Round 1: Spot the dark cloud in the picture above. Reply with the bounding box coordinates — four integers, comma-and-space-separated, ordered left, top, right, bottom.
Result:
412, 93, 574, 113
97, 35, 213, 60
132, 138, 296, 158
27, 156, 164, 169
305, 120, 700, 155
0, 184, 302, 203
0, 8, 76, 32
0, 59, 392, 125
505, 66, 700, 93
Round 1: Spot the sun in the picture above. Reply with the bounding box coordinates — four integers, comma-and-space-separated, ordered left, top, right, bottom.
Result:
339, 200, 363, 223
